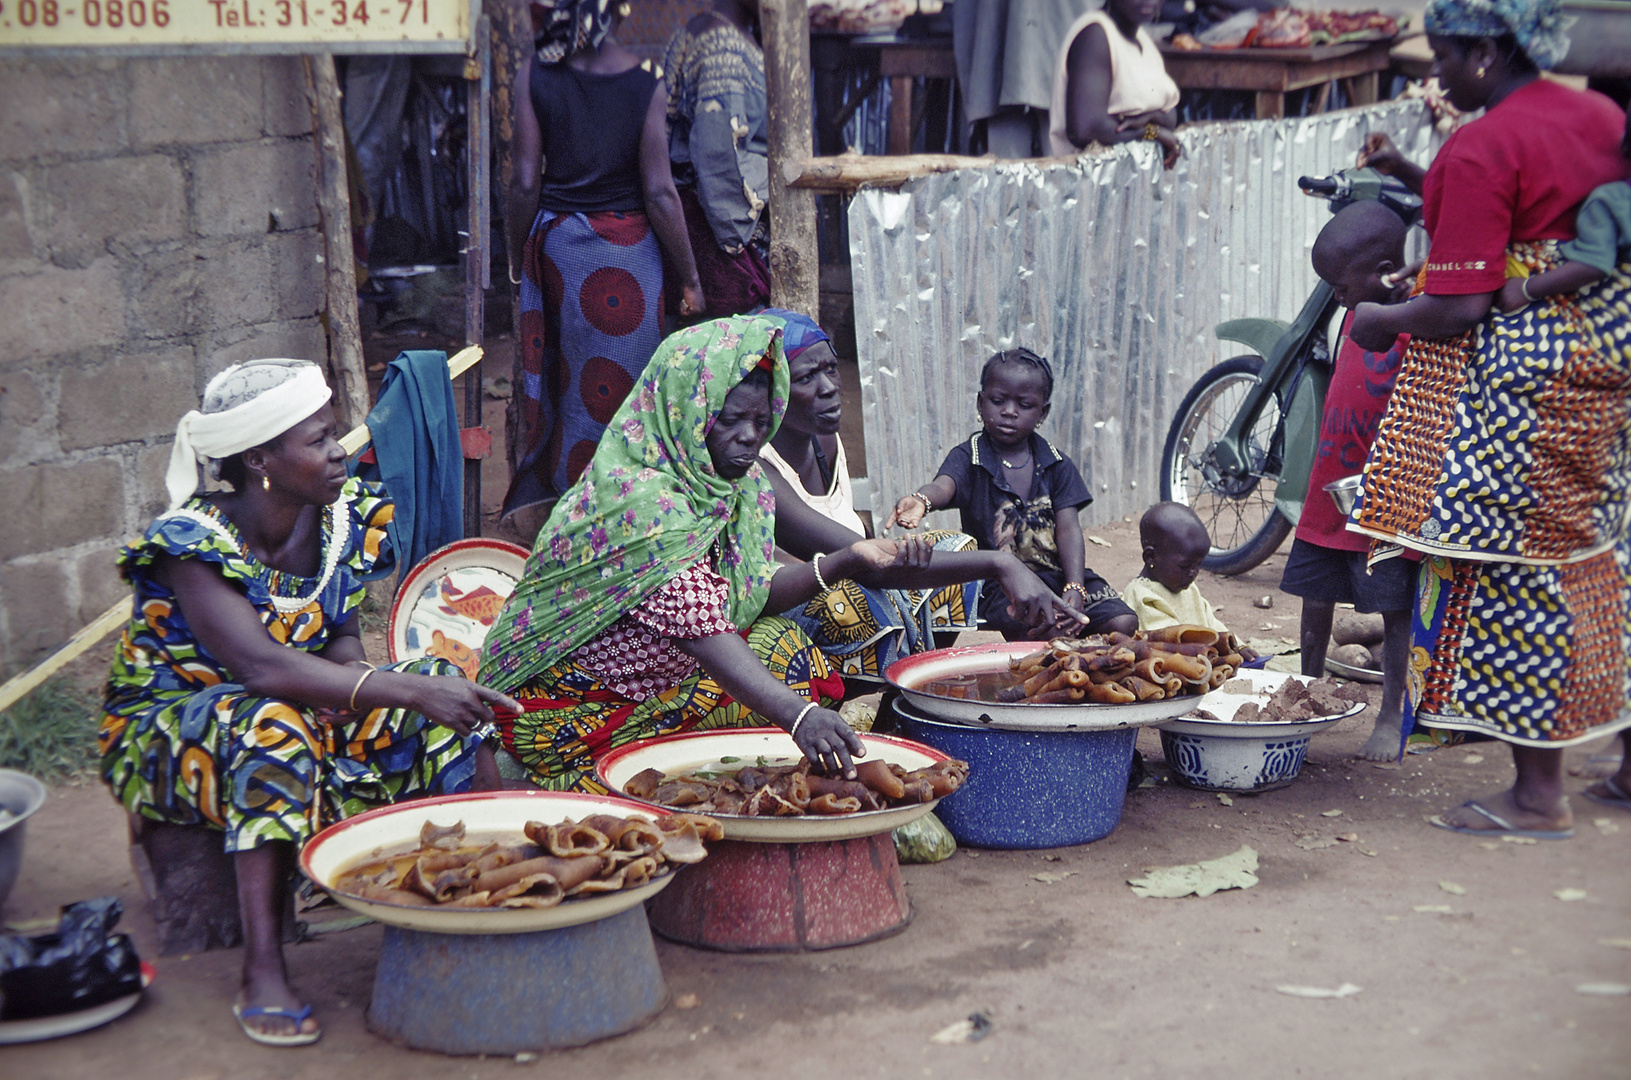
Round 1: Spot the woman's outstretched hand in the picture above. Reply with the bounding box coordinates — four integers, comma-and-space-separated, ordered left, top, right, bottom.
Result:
412, 678, 521, 738
997, 557, 1089, 635
793, 706, 866, 779
846, 535, 934, 573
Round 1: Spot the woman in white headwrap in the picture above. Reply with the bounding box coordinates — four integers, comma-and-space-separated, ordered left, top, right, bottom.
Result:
99, 359, 519, 1047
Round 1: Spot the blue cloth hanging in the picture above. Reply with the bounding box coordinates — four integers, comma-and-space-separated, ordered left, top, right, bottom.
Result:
353, 350, 463, 577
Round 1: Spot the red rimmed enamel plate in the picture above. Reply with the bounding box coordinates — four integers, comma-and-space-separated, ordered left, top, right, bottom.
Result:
386, 538, 530, 678
299, 791, 677, 935
596, 729, 948, 843
886, 642, 1202, 731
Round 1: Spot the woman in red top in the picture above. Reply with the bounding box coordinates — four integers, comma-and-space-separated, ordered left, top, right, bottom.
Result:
1345, 0, 1631, 839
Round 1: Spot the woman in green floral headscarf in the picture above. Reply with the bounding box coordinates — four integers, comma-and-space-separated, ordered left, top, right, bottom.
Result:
481, 315, 933, 791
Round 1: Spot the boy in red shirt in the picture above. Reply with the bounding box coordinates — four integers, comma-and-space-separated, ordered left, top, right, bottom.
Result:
1280, 200, 1415, 761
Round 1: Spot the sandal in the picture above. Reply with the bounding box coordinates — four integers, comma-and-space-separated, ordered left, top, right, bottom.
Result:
1583, 777, 1631, 812
233, 1002, 322, 1047
1429, 799, 1574, 840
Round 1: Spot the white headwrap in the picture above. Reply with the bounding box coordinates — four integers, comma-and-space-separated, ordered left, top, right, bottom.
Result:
165, 359, 334, 511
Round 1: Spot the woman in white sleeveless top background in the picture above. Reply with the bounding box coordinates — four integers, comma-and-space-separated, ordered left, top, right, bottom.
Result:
1049, 0, 1182, 168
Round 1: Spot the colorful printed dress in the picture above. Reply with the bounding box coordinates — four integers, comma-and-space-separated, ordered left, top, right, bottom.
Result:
502, 558, 842, 792
99, 478, 482, 851
1348, 81, 1631, 748
504, 58, 669, 516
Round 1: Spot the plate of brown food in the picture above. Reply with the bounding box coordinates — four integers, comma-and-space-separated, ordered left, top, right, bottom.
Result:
886, 626, 1251, 731
1162, 669, 1368, 738
596, 729, 968, 843
300, 791, 722, 934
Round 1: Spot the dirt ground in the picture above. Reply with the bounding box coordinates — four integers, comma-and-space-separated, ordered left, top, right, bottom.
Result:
5, 345, 1629, 1077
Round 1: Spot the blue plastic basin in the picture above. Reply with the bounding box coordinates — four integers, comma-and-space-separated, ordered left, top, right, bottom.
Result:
896, 702, 1136, 849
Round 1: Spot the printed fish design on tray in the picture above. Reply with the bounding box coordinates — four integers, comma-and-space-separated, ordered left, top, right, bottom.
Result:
438, 579, 507, 625
428, 629, 480, 679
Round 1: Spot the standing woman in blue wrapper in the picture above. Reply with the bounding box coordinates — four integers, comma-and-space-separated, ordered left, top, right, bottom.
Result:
504, 0, 706, 523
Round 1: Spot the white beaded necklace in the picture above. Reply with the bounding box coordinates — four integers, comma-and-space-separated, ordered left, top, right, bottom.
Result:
163, 496, 348, 613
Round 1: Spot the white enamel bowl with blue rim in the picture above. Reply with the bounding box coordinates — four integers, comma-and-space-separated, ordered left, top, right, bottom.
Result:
1158, 670, 1366, 792
596, 729, 949, 843
885, 642, 1202, 731
300, 791, 680, 935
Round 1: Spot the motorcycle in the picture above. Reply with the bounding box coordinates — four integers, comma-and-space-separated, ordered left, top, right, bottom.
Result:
1158, 167, 1422, 574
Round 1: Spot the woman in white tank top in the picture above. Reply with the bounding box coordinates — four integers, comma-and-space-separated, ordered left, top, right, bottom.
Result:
758, 311, 1072, 683
1048, 0, 1182, 167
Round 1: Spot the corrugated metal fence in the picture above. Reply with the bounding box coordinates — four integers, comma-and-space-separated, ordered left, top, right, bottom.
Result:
848, 98, 1444, 528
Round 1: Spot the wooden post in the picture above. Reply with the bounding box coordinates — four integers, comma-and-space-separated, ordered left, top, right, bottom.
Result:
463, 17, 492, 538
306, 54, 371, 431
759, 0, 820, 318
487, 0, 531, 485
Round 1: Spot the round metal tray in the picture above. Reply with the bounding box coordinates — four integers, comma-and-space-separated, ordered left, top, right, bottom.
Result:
300, 791, 677, 935
1159, 669, 1367, 738
885, 642, 1205, 731
1325, 656, 1383, 684
596, 729, 947, 843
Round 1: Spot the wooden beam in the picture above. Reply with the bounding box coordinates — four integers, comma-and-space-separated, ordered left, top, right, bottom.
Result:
760, 0, 819, 317
0, 345, 485, 716
787, 152, 1008, 193
305, 54, 371, 432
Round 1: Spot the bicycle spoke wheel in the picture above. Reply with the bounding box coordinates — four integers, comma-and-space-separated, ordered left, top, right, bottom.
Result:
1159, 355, 1292, 575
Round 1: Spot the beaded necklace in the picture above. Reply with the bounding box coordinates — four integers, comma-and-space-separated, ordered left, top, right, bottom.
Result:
162, 496, 348, 613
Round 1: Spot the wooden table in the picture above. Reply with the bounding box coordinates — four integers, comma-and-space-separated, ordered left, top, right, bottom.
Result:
1158, 38, 1398, 119
877, 39, 957, 155
810, 32, 957, 157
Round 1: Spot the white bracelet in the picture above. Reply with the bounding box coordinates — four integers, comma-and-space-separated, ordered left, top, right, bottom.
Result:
811, 551, 829, 592
788, 701, 819, 740
1520, 276, 1536, 303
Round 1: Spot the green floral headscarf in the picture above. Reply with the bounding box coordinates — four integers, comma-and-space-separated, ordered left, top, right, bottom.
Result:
480, 316, 789, 692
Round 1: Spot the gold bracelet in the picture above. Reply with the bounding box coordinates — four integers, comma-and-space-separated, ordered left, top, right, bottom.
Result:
348, 667, 374, 711
910, 490, 933, 512
1143, 122, 1160, 142
1063, 582, 1090, 600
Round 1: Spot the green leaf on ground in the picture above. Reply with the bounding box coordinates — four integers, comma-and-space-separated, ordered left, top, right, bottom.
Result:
1128, 845, 1258, 898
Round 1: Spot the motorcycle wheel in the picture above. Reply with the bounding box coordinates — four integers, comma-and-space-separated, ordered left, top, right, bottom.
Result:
1159, 354, 1293, 576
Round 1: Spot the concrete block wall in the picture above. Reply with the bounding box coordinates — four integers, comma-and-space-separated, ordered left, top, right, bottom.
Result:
0, 55, 329, 668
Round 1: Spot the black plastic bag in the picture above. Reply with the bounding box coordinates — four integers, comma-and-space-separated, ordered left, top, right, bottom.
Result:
0, 898, 144, 1020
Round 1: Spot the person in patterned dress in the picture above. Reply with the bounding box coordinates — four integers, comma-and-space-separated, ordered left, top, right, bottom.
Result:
479, 317, 1077, 791
502, 0, 705, 524
100, 360, 519, 1046
1346, 0, 1631, 838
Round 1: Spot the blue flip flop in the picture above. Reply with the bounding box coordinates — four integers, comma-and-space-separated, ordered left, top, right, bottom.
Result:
1429, 799, 1574, 840
233, 1002, 322, 1047
1584, 777, 1631, 812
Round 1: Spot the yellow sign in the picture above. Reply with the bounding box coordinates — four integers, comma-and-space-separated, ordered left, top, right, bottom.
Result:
0, 0, 473, 51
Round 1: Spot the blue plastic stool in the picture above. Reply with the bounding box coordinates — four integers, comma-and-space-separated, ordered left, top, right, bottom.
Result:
367, 905, 666, 1054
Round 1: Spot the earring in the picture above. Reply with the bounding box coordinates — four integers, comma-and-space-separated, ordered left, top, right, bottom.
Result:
1476, 65, 1486, 78
616, 0, 630, 14
262, 475, 271, 492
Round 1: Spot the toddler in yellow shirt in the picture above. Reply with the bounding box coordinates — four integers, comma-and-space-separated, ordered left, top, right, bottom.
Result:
1122, 502, 1229, 633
